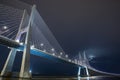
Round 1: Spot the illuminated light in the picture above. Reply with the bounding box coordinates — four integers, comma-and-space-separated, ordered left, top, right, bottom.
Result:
15, 39, 20, 43
86, 77, 90, 80
78, 67, 81, 76
31, 45, 35, 49
65, 55, 68, 58
72, 60, 74, 63
90, 76, 98, 79
58, 55, 61, 58
68, 59, 71, 62
20, 42, 23, 45
7, 47, 10, 49
78, 76, 81, 80
52, 53, 55, 56
51, 48, 55, 51
3, 26, 8, 29
29, 70, 32, 73
43, 49, 46, 52
40, 43, 44, 46
60, 52, 63, 55
17, 49, 21, 51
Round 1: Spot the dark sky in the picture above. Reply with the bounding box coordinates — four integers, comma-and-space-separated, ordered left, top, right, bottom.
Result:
1, 0, 120, 74
20, 0, 120, 55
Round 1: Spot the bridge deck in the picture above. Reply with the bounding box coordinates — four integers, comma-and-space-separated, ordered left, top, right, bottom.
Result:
0, 35, 116, 77
0, 36, 82, 67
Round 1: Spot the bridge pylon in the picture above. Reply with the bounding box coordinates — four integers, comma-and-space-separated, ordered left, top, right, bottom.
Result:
19, 5, 36, 78
83, 51, 90, 77
78, 51, 90, 77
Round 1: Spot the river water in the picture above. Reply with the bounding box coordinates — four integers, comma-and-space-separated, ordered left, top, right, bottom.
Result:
0, 76, 120, 80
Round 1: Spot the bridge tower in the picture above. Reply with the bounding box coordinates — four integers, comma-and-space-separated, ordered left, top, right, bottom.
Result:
0, 5, 36, 78
77, 51, 90, 77
83, 51, 90, 77
19, 5, 36, 78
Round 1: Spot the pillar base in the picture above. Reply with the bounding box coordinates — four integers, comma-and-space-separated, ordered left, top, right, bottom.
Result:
0, 72, 20, 78
0, 72, 32, 78
19, 72, 32, 79
0, 72, 12, 77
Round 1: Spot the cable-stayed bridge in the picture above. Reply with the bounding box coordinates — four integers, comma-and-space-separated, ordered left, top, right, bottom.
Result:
0, 3, 117, 78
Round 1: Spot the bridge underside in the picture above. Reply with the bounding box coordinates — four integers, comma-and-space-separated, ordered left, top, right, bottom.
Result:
0, 35, 81, 67
0, 35, 86, 77
0, 35, 114, 78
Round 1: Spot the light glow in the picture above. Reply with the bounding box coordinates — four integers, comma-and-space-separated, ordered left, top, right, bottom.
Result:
52, 53, 55, 56
68, 59, 71, 62
29, 70, 32, 73
58, 55, 61, 58
31, 45, 35, 49
15, 39, 20, 43
51, 48, 55, 51
65, 55, 68, 58
40, 43, 44, 46
3, 26, 8, 29
60, 52, 63, 55
20, 42, 23, 45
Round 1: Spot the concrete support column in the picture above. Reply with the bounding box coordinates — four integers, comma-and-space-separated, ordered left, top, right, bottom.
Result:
19, 41, 31, 78
85, 66, 89, 77
19, 5, 36, 78
78, 67, 81, 77
0, 48, 17, 76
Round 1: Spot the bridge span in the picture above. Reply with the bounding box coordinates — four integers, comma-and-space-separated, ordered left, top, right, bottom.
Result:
0, 34, 115, 78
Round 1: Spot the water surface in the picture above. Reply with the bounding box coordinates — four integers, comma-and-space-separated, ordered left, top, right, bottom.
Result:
0, 76, 120, 80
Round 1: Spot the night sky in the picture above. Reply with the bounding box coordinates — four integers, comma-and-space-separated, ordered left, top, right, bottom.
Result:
19, 0, 120, 54
0, 0, 120, 74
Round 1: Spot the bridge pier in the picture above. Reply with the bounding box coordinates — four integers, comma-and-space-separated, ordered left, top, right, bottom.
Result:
78, 67, 81, 77
85, 66, 89, 77
78, 66, 89, 77
0, 48, 17, 77
82, 66, 89, 77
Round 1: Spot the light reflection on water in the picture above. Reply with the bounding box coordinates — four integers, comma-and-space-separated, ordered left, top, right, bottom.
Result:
0, 76, 120, 80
